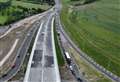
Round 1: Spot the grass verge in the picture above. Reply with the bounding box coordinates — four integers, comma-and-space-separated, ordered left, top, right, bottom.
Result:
54, 20, 65, 66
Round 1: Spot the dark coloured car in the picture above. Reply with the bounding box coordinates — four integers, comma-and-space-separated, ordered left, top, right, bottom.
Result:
12, 64, 16, 69
18, 55, 20, 58
77, 77, 83, 82
2, 74, 7, 77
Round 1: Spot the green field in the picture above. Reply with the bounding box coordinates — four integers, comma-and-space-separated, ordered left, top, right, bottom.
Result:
0, 0, 9, 2
0, 0, 51, 25
12, 0, 50, 9
61, 0, 120, 77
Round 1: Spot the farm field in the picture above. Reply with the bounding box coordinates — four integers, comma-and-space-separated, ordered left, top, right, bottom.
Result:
61, 0, 120, 77
0, 0, 52, 26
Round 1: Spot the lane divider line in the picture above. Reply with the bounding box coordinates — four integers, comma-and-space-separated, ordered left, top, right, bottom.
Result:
23, 22, 44, 82
51, 17, 61, 82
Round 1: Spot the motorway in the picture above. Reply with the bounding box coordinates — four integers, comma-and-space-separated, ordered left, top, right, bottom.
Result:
24, 10, 60, 82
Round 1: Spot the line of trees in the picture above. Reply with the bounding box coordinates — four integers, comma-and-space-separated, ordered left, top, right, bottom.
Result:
0, 0, 12, 11
0, 0, 54, 26
71, 0, 96, 4
16, 0, 55, 5
0, 5, 45, 25
32, 0, 55, 5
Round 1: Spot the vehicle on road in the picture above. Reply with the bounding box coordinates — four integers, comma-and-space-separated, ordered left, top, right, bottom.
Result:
77, 77, 83, 82
64, 52, 71, 65
17, 55, 20, 58
41, 32, 45, 35
2, 74, 7, 78
12, 64, 16, 69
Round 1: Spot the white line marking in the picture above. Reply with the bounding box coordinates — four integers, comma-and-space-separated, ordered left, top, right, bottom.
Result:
41, 17, 49, 82
0, 39, 19, 67
51, 17, 61, 82
24, 22, 44, 82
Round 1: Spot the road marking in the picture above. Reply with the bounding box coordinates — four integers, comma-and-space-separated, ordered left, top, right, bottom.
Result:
41, 16, 49, 82
0, 39, 19, 67
51, 17, 61, 82
41, 29, 46, 82
24, 22, 44, 82
41, 14, 56, 82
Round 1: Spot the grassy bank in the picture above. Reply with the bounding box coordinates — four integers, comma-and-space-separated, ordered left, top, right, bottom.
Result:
54, 20, 65, 66
61, 0, 120, 76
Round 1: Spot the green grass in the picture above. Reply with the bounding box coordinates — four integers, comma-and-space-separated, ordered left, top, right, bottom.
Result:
0, 0, 51, 25
0, 0, 9, 2
54, 21, 65, 66
12, 0, 50, 10
0, 16, 8, 25
61, 0, 120, 77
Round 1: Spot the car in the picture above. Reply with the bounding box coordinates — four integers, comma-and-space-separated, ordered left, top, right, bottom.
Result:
2, 74, 7, 77
41, 32, 44, 35
57, 32, 60, 36
17, 55, 20, 58
77, 77, 83, 82
12, 64, 16, 68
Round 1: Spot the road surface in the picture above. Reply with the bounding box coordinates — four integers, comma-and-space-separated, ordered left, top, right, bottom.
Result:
24, 11, 61, 82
